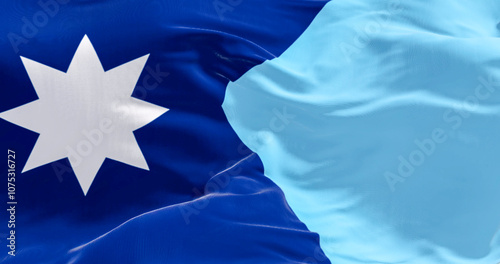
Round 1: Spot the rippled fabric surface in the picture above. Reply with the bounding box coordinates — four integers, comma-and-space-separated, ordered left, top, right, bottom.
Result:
0, 0, 330, 263
224, 1, 500, 263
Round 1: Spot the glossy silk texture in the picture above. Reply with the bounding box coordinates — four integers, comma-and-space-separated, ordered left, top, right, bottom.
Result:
0, 0, 330, 263
224, 1, 500, 263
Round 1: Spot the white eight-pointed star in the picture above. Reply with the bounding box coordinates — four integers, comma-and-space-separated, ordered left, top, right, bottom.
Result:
0, 35, 169, 195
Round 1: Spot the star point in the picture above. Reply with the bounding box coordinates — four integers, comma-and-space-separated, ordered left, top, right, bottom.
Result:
0, 35, 169, 195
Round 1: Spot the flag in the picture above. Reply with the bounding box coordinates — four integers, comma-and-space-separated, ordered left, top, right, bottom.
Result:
0, 0, 331, 263
224, 0, 500, 263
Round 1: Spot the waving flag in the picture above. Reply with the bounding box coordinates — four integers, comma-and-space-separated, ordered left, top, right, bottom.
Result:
0, 0, 330, 263
224, 0, 500, 263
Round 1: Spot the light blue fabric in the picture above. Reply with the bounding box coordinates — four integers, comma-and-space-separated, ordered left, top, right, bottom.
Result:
223, 1, 500, 263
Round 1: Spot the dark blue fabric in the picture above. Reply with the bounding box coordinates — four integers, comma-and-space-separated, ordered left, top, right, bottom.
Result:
0, 0, 329, 263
